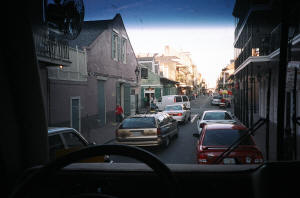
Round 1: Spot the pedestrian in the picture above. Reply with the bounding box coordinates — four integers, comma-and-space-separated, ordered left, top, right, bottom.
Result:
115, 104, 124, 123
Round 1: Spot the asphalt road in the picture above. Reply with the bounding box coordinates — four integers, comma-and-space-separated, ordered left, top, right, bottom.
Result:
109, 95, 234, 164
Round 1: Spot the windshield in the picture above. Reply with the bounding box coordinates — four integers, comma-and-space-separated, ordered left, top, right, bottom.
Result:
164, 105, 182, 111
27, 0, 300, 167
203, 112, 231, 120
120, 117, 156, 129
203, 129, 254, 147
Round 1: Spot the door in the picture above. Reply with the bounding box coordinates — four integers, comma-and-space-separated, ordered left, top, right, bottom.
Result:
98, 80, 106, 126
71, 97, 80, 131
124, 83, 131, 117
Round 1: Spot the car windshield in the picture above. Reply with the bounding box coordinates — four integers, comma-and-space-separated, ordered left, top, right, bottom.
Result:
203, 112, 231, 120
165, 105, 182, 111
119, 117, 156, 129
10, 0, 299, 171
203, 129, 254, 146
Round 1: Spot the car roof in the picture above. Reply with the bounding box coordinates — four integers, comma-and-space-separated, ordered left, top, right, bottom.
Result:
162, 95, 187, 97
129, 113, 167, 119
48, 127, 75, 134
203, 110, 228, 113
165, 104, 183, 107
205, 123, 247, 130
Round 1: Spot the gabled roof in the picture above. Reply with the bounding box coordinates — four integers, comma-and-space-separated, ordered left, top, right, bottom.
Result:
69, 17, 115, 49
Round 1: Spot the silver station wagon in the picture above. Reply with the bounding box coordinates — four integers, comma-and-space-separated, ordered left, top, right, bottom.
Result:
115, 113, 178, 148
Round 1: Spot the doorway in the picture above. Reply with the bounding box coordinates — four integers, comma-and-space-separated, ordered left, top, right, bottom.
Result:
70, 97, 81, 131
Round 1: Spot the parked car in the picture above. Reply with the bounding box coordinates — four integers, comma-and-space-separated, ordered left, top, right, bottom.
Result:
197, 110, 236, 133
116, 113, 178, 147
163, 104, 191, 124
193, 123, 264, 164
156, 95, 190, 111
48, 127, 110, 162
211, 95, 222, 105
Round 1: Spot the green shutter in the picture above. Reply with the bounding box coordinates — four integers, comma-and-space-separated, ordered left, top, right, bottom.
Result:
141, 88, 144, 108
116, 82, 121, 105
124, 83, 131, 117
155, 88, 161, 99
111, 32, 115, 59
117, 36, 121, 62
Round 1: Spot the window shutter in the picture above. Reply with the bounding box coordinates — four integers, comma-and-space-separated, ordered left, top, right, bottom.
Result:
116, 82, 121, 106
124, 83, 131, 117
111, 32, 115, 59
117, 36, 121, 62
155, 88, 161, 99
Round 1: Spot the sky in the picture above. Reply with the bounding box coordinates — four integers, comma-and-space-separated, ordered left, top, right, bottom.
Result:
84, 0, 236, 88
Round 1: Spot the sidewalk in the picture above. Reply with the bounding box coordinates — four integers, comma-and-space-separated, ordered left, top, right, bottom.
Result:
86, 122, 119, 145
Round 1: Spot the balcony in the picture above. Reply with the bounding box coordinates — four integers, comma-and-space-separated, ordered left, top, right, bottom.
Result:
234, 26, 281, 70
33, 30, 70, 66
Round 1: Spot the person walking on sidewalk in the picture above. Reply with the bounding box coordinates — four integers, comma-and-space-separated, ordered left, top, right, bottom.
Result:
115, 104, 124, 123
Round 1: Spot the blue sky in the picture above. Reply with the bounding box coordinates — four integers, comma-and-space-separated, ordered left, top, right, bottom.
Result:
85, 0, 235, 28
83, 0, 236, 87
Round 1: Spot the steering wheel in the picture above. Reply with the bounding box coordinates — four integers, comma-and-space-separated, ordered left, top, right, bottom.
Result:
10, 144, 180, 198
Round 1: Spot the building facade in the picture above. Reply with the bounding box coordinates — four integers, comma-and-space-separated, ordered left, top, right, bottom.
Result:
233, 0, 300, 160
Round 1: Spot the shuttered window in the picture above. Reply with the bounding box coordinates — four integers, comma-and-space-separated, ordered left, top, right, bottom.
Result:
121, 37, 127, 64
112, 31, 119, 61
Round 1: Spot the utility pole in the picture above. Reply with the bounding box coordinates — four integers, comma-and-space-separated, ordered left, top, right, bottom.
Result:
276, 0, 289, 161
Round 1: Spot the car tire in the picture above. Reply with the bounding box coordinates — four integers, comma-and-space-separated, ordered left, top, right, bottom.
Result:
174, 126, 179, 138
163, 136, 170, 148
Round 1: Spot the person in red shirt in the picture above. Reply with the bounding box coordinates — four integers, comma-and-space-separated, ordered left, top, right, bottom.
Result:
115, 104, 124, 123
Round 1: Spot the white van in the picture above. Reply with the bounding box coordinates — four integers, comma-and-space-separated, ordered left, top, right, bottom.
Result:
156, 95, 190, 111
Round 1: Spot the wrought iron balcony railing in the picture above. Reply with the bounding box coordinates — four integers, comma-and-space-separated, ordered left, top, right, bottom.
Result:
34, 30, 69, 61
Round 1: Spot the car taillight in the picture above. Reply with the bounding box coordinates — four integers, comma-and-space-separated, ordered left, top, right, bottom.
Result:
177, 113, 183, 116
198, 153, 208, 164
174, 98, 176, 103
254, 153, 264, 164
157, 128, 161, 135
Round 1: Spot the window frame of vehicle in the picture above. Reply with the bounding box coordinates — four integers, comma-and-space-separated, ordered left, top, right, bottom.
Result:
48, 133, 65, 161
60, 130, 88, 149
182, 96, 189, 102
203, 112, 233, 120
175, 96, 182, 102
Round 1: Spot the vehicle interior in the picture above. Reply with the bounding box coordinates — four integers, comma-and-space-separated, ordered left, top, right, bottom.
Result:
1, 0, 300, 198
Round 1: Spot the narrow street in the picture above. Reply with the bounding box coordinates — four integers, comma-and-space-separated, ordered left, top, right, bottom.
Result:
109, 95, 235, 164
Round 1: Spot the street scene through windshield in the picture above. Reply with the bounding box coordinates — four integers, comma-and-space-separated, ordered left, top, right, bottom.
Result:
38, 0, 300, 165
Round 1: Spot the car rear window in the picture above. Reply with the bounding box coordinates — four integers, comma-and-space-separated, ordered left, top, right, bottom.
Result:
203, 129, 254, 146
165, 105, 182, 111
203, 112, 232, 120
120, 117, 156, 129
182, 96, 188, 102
175, 96, 182, 102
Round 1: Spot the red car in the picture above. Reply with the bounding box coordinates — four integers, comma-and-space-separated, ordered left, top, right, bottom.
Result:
193, 123, 263, 165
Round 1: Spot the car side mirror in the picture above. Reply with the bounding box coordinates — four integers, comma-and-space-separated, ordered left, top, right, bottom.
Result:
193, 133, 200, 138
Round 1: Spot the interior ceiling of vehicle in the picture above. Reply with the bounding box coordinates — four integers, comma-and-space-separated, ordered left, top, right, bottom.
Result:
1, 0, 299, 198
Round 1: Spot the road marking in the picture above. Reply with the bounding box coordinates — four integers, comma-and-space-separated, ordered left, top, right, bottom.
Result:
190, 114, 198, 123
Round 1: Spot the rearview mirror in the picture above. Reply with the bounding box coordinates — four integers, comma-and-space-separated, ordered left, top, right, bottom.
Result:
193, 133, 200, 138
